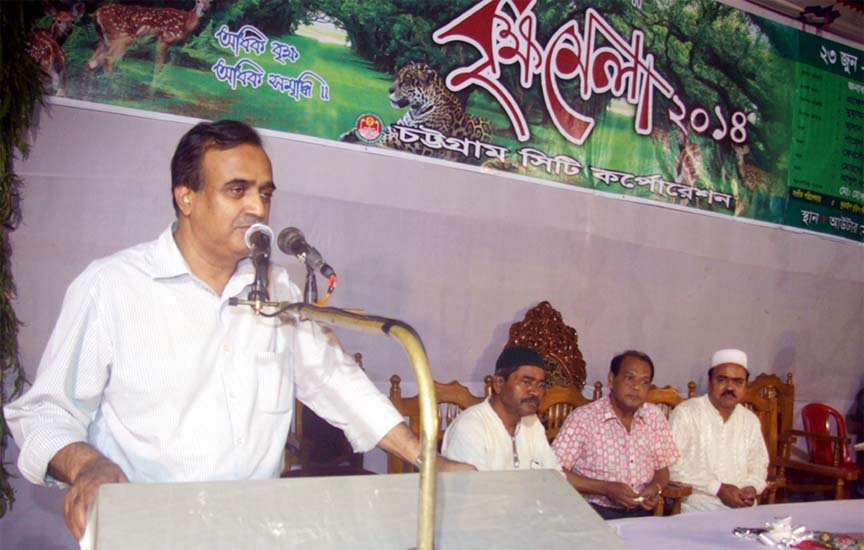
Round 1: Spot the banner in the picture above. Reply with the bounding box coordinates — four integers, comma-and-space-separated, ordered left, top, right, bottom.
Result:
27, 0, 863, 241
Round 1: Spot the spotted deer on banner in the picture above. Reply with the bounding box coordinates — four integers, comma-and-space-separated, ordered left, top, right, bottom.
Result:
86, 0, 212, 81
25, 2, 85, 97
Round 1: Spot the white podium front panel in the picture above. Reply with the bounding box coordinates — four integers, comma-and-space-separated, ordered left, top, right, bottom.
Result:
87, 470, 627, 549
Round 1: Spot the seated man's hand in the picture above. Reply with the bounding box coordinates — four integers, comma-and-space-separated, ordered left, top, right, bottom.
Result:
638, 483, 663, 511
740, 485, 758, 506
435, 455, 477, 472
717, 483, 748, 508
603, 481, 641, 509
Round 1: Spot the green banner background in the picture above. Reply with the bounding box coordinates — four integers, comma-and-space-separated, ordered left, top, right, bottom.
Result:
31, 0, 864, 241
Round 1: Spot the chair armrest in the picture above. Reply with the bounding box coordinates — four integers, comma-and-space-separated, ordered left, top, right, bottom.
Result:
662, 481, 693, 498
285, 433, 303, 456
782, 429, 851, 445
779, 429, 851, 468
654, 481, 692, 516
775, 456, 861, 480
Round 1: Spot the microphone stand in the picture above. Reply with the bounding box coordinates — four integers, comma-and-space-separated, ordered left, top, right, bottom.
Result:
227, 298, 439, 550
303, 265, 318, 304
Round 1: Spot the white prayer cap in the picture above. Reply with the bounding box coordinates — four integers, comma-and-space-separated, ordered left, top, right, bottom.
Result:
711, 349, 748, 370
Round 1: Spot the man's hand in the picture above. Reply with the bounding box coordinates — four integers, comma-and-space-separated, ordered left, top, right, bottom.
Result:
377, 423, 476, 472
717, 483, 748, 508
637, 482, 662, 511
603, 481, 641, 509
48, 443, 128, 540
740, 486, 758, 506
435, 455, 476, 472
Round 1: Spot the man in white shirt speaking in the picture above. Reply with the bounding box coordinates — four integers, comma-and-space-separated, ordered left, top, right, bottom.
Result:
441, 346, 561, 472
5, 119, 470, 541
669, 349, 769, 512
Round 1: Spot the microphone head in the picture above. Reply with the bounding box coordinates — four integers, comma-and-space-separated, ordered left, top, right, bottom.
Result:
277, 226, 307, 256
244, 223, 274, 250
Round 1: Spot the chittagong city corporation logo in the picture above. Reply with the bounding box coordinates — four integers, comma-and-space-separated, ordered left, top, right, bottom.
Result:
353, 113, 384, 144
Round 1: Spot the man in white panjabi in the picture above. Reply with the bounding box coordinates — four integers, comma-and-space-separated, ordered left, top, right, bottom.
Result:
669, 349, 768, 512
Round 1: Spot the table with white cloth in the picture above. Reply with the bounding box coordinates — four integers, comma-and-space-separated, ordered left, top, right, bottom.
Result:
608, 499, 864, 550
83, 470, 627, 549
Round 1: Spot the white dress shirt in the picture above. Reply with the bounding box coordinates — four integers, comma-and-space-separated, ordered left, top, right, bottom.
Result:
5, 225, 402, 485
441, 398, 561, 471
669, 395, 769, 512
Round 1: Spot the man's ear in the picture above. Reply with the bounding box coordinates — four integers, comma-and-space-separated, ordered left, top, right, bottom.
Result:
174, 185, 194, 216
607, 371, 615, 389
492, 373, 504, 395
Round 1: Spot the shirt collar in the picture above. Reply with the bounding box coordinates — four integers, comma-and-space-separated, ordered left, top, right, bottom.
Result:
149, 224, 190, 280
601, 395, 647, 424
484, 396, 529, 436
703, 395, 742, 421
148, 224, 256, 293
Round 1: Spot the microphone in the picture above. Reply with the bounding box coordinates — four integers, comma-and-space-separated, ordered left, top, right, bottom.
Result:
277, 227, 336, 278
245, 223, 274, 301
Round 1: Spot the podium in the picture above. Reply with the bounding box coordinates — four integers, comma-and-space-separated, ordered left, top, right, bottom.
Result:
84, 470, 627, 549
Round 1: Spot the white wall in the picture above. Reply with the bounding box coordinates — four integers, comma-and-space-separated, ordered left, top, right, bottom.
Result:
1, 101, 861, 549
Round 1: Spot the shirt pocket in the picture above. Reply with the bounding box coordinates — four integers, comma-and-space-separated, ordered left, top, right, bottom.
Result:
255, 351, 293, 413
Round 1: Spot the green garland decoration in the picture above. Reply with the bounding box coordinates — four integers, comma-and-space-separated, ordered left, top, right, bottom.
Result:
0, 2, 44, 518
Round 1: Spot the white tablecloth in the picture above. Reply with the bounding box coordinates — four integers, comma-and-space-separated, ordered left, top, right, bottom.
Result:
84, 470, 627, 549
608, 499, 864, 550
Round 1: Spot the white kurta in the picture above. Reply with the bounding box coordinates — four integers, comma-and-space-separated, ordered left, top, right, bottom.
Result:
5, 225, 402, 485
441, 398, 561, 472
669, 395, 769, 512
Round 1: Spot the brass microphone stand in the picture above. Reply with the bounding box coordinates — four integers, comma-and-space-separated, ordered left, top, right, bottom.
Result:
230, 297, 439, 550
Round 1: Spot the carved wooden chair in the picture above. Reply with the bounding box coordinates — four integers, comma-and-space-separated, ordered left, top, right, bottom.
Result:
282, 353, 375, 477
745, 373, 796, 501
505, 301, 587, 389
540, 382, 603, 442
748, 373, 795, 445
646, 383, 696, 419
739, 382, 783, 503
387, 374, 486, 473
644, 383, 695, 515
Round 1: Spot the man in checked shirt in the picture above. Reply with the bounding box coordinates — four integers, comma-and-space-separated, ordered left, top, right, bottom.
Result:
552, 350, 680, 520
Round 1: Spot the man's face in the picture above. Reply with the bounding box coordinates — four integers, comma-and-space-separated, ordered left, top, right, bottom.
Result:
708, 363, 748, 414
495, 365, 547, 418
608, 356, 652, 414
181, 144, 275, 265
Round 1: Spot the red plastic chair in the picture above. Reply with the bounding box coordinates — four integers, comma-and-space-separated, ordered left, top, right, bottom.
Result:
801, 403, 861, 473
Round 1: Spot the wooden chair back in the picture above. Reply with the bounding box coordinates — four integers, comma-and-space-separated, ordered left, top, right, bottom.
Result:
646, 383, 695, 419
538, 382, 602, 441
388, 374, 485, 473
741, 384, 785, 504
506, 301, 587, 389
740, 383, 780, 469
748, 373, 795, 440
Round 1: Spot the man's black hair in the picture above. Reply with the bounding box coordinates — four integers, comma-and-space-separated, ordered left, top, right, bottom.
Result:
610, 350, 655, 382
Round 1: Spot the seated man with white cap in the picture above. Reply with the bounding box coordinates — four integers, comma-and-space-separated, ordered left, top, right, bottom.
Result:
668, 349, 769, 512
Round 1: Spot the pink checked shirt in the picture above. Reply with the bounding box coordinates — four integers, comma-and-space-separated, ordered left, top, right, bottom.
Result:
552, 396, 680, 508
